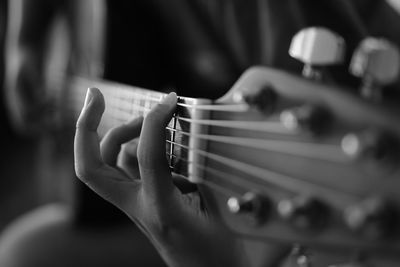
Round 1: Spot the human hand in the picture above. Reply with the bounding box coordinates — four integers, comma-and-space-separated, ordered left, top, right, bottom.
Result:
74, 88, 249, 267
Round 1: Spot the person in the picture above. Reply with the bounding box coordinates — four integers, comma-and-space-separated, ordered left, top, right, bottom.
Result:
73, 1, 400, 267
0, 0, 167, 266
75, 87, 251, 267
6, 0, 400, 266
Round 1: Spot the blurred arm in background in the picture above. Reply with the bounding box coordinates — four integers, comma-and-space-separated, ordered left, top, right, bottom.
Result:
5, 0, 105, 135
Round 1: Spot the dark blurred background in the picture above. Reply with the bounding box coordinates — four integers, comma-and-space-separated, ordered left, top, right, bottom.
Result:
0, 0, 399, 266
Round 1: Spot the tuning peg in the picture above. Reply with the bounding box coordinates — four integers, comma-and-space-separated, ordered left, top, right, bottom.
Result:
350, 37, 400, 101
280, 105, 330, 134
343, 197, 398, 239
289, 27, 345, 80
341, 131, 397, 164
288, 245, 312, 267
233, 85, 278, 115
277, 196, 329, 230
227, 192, 270, 225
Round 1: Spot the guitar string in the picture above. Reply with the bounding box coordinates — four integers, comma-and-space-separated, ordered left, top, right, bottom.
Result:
68, 84, 354, 199
72, 97, 348, 163
65, 101, 345, 164
173, 115, 296, 135
67, 101, 348, 167
99, 102, 297, 135
167, 152, 255, 193
68, 82, 248, 112
166, 127, 347, 163
65, 101, 348, 164
166, 153, 241, 197
67, 98, 259, 134
98, 109, 347, 164
165, 152, 345, 201
107, 106, 295, 136
165, 140, 359, 199
102, 90, 248, 112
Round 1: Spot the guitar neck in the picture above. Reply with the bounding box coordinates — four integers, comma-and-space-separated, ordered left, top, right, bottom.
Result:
64, 76, 168, 136
61, 75, 212, 183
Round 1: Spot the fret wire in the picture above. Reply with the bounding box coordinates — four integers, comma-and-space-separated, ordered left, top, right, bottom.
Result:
169, 113, 178, 168
164, 140, 358, 199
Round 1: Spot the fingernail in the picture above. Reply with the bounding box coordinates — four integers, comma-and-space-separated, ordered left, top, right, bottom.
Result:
161, 92, 177, 106
84, 88, 95, 107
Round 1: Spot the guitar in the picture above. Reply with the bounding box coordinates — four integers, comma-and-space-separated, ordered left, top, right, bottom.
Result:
59, 64, 400, 262
57, 28, 400, 266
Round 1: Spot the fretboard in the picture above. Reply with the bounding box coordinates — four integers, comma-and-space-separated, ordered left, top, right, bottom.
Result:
63, 76, 211, 183
65, 76, 168, 136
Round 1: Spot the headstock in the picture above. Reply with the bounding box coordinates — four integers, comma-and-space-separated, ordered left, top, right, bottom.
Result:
198, 27, 400, 261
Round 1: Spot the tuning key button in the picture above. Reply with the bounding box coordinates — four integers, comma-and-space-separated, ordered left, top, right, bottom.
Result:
344, 198, 398, 239
234, 85, 278, 115
289, 245, 312, 267
280, 105, 330, 134
341, 132, 383, 159
341, 131, 399, 176
227, 192, 270, 225
277, 196, 329, 230
350, 37, 400, 101
341, 131, 397, 166
289, 27, 345, 80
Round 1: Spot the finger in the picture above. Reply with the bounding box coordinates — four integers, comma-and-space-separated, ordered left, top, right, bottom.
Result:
101, 116, 143, 166
172, 173, 198, 194
75, 87, 105, 175
74, 88, 139, 207
119, 139, 141, 178
138, 92, 177, 199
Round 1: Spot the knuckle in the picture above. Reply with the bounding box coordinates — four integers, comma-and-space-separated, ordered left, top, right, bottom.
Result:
75, 115, 87, 129
75, 165, 96, 184
106, 126, 119, 137
121, 141, 138, 156
103, 126, 120, 142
